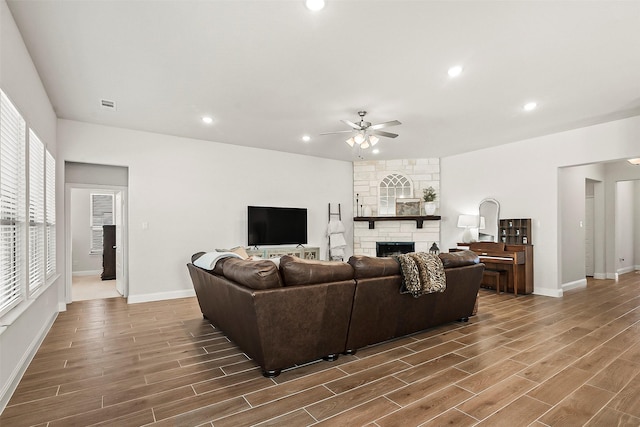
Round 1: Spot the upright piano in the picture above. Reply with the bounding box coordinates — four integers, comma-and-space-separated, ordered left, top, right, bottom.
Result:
462, 242, 534, 295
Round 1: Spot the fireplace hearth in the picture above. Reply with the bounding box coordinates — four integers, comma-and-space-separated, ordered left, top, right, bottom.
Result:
376, 242, 415, 257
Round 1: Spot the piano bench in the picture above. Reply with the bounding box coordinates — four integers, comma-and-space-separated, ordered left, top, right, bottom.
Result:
483, 270, 505, 294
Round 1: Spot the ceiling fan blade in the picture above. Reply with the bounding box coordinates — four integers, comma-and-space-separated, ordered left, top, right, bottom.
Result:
319, 130, 354, 135
341, 119, 363, 130
371, 130, 399, 138
369, 120, 401, 130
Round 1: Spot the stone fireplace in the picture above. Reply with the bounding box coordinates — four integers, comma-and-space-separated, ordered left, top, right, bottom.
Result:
376, 242, 415, 257
353, 158, 440, 257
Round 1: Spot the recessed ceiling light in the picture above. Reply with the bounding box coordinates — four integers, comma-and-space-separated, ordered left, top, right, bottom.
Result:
305, 0, 325, 11
447, 65, 463, 78
523, 102, 537, 111
372, 149, 380, 154
302, 135, 311, 142
202, 116, 213, 124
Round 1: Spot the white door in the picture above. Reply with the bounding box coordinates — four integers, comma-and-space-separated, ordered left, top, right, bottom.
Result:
585, 195, 595, 277
114, 191, 127, 296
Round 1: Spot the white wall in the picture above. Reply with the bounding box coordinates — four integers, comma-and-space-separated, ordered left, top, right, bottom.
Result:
57, 119, 354, 303
635, 181, 640, 269
441, 115, 640, 297
558, 163, 605, 287
71, 188, 106, 274
603, 162, 640, 278
615, 180, 635, 274
0, 0, 60, 411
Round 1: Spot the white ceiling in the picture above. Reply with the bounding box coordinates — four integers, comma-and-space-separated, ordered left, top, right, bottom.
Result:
7, 0, 640, 162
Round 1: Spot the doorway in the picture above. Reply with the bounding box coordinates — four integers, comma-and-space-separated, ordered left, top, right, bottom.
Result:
67, 185, 128, 302
64, 161, 129, 304
69, 187, 128, 301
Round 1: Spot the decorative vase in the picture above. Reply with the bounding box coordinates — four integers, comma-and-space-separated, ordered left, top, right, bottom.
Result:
424, 202, 436, 215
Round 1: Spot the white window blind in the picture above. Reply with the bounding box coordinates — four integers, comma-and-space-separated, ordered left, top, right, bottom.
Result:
28, 130, 45, 295
46, 149, 55, 277
90, 194, 113, 254
1, 91, 26, 316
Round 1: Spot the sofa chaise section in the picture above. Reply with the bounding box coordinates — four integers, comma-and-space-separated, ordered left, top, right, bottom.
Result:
187, 254, 356, 377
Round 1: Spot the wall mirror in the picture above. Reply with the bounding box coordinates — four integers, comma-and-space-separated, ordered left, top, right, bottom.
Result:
478, 198, 500, 242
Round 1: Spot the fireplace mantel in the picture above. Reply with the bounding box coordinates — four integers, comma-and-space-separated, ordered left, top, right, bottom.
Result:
354, 215, 441, 230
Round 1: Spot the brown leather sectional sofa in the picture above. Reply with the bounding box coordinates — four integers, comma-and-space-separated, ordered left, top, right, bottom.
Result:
187, 251, 484, 377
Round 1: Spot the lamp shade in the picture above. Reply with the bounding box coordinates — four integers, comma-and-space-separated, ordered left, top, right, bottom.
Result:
457, 214, 478, 228
628, 158, 640, 165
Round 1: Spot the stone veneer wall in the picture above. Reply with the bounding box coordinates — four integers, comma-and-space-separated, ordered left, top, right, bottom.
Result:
353, 159, 440, 256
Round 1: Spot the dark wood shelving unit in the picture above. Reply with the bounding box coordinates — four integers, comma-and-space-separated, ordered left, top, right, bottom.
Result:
499, 218, 532, 245
354, 215, 441, 229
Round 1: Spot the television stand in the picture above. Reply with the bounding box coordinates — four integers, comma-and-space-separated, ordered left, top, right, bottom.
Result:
246, 246, 319, 260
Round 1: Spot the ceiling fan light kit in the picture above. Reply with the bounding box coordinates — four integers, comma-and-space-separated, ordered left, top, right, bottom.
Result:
321, 110, 401, 153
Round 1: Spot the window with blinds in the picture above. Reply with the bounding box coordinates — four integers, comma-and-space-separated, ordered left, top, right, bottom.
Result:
29, 130, 45, 295
90, 194, 113, 254
46, 150, 55, 277
1, 89, 56, 317
1, 91, 26, 316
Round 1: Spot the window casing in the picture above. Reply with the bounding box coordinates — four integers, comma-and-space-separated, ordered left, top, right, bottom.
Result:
29, 130, 45, 295
90, 193, 114, 254
378, 173, 413, 215
46, 150, 56, 278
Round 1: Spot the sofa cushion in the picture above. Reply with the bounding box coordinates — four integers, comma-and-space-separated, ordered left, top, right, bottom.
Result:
222, 258, 283, 290
438, 250, 480, 268
348, 255, 400, 279
279, 255, 354, 286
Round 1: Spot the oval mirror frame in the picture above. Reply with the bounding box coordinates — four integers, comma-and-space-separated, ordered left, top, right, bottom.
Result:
478, 198, 500, 242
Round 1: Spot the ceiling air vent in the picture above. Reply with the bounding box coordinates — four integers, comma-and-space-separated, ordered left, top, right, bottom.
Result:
100, 99, 117, 111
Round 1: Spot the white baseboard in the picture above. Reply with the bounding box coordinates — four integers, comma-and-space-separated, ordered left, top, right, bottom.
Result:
0, 311, 58, 413
72, 270, 101, 277
606, 272, 619, 280
533, 287, 563, 298
617, 266, 635, 275
593, 273, 607, 280
562, 278, 587, 292
127, 288, 195, 304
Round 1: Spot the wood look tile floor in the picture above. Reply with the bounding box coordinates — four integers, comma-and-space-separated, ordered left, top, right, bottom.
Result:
2, 272, 640, 426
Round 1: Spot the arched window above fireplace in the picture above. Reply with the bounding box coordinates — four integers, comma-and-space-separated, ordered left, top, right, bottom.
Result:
379, 173, 413, 215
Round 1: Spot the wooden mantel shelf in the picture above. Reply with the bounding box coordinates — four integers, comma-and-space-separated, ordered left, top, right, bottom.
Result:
354, 215, 441, 229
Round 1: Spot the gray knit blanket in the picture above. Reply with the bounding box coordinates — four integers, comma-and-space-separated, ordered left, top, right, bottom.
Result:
395, 252, 446, 297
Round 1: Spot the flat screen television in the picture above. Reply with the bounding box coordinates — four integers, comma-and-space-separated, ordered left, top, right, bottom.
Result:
247, 206, 308, 246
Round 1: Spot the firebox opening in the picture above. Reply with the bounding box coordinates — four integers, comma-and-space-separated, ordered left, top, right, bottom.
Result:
376, 242, 415, 257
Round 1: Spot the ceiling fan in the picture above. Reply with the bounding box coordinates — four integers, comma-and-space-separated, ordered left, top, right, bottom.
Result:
320, 111, 401, 149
